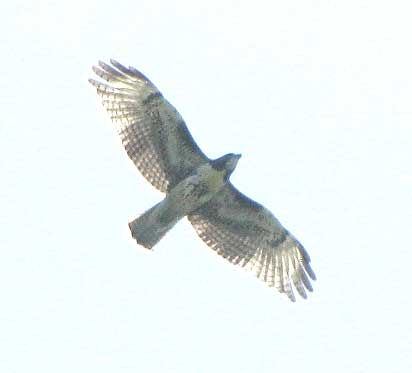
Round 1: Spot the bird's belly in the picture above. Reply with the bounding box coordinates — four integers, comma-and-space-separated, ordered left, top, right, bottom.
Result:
165, 167, 225, 217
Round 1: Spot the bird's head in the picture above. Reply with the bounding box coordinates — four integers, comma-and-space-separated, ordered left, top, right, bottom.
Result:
211, 153, 241, 180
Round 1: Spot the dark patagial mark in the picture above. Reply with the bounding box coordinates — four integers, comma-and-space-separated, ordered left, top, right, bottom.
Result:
143, 91, 162, 105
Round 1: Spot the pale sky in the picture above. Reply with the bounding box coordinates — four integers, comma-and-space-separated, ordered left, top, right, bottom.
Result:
1, 1, 412, 372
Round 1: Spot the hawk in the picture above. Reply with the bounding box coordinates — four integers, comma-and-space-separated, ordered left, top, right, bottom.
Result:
89, 60, 316, 302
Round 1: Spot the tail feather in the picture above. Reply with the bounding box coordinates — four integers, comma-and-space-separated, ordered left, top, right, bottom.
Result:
128, 202, 178, 249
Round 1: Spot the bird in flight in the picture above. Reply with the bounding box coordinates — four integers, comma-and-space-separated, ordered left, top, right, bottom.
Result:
89, 60, 316, 302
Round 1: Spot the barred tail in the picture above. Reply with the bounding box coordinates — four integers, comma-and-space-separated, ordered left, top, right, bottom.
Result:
128, 201, 179, 249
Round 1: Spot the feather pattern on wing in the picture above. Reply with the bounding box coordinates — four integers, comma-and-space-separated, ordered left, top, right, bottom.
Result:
188, 183, 316, 301
89, 60, 208, 192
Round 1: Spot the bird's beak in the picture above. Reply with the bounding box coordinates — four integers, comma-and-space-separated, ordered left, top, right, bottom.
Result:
233, 154, 242, 167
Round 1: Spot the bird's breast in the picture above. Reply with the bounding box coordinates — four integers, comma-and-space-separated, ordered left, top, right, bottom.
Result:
166, 164, 226, 216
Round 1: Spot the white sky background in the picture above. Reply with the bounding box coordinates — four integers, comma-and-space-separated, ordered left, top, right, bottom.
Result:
1, 1, 411, 372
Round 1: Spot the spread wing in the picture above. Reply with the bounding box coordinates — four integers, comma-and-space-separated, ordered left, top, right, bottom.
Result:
89, 60, 209, 193
188, 183, 316, 301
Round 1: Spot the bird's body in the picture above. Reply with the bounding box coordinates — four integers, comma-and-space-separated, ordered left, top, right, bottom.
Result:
167, 159, 234, 213
89, 60, 316, 301
129, 156, 239, 249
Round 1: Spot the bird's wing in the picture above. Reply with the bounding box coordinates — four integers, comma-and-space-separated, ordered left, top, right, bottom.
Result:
89, 60, 209, 193
188, 183, 316, 301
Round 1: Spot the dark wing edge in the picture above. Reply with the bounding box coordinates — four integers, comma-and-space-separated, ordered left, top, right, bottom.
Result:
89, 59, 209, 193
188, 183, 316, 302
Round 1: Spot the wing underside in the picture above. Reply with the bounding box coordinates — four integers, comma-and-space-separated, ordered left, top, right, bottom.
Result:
89, 60, 208, 192
188, 183, 316, 301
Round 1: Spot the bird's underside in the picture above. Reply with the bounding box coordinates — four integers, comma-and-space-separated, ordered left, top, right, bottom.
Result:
89, 59, 316, 302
